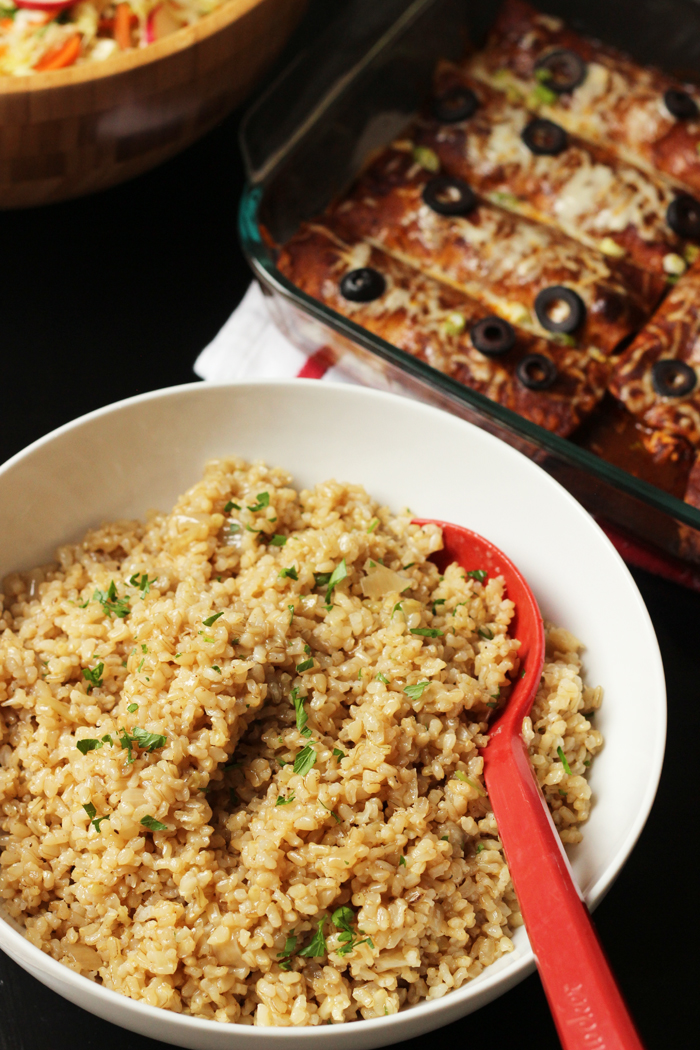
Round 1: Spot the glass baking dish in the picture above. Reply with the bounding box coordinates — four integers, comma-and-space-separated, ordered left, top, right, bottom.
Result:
239, 0, 700, 567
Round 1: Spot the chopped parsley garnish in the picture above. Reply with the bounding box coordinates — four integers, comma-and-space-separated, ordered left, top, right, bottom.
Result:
432, 598, 446, 615
199, 633, 215, 643
476, 843, 484, 853
404, 681, 429, 701
270, 535, 287, 547
247, 492, 270, 512
276, 793, 296, 806
357, 669, 362, 680
453, 772, 487, 796
486, 701, 497, 709
399, 855, 406, 868
298, 917, 327, 958
287, 604, 295, 626
224, 500, 241, 512
291, 687, 311, 737
82, 662, 104, 692
128, 573, 157, 596
391, 601, 404, 619
228, 522, 241, 535
320, 801, 341, 824
76, 738, 104, 755
132, 727, 167, 752
441, 835, 449, 842
277, 933, 297, 970
410, 627, 444, 638
491, 688, 501, 700
557, 747, 572, 775
127, 703, 138, 713
559, 788, 567, 797
296, 658, 314, 673
279, 566, 298, 580
202, 611, 224, 627
331, 905, 374, 957
466, 569, 488, 583
245, 524, 262, 534
583, 759, 591, 767
333, 748, 345, 760
367, 518, 379, 533
293, 744, 316, 776
313, 571, 332, 588
403, 563, 415, 570
477, 626, 494, 640
93, 581, 130, 619
323, 560, 347, 607
212, 666, 221, 673
82, 803, 110, 833
140, 815, 168, 832
141, 644, 148, 653
137, 658, 145, 672
376, 673, 389, 684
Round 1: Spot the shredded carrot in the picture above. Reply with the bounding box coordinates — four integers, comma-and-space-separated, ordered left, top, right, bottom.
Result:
34, 33, 82, 72
115, 3, 133, 50
0, 17, 14, 30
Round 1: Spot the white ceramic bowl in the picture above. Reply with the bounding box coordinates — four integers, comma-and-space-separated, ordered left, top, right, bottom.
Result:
0, 380, 665, 1049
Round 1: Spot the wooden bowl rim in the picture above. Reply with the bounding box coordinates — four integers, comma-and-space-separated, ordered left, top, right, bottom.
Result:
0, 0, 276, 94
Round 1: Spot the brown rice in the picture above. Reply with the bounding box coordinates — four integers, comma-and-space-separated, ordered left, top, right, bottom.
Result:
0, 457, 603, 1024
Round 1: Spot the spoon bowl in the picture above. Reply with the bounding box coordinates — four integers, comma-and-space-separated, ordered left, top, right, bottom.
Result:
415, 518, 646, 1050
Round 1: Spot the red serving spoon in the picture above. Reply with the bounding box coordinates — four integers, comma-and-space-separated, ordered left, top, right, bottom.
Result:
415, 520, 645, 1050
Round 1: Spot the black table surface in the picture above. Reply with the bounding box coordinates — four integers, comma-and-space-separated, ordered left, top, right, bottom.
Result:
0, 5, 696, 1048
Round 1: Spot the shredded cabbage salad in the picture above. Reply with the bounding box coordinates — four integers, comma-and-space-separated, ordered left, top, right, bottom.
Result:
0, 0, 228, 76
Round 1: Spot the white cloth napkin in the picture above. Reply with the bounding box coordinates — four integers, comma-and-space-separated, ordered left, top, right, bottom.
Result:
194, 282, 352, 384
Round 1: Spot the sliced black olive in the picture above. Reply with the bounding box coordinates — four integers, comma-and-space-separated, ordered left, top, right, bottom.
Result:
663, 88, 699, 120
516, 354, 558, 391
534, 286, 586, 334
422, 176, 477, 216
470, 316, 516, 357
534, 49, 587, 94
521, 118, 568, 156
651, 359, 697, 398
667, 195, 700, 240
433, 86, 479, 123
339, 268, 386, 303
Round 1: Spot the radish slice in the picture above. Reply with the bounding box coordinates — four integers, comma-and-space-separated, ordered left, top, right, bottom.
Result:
145, 2, 181, 43
14, 1, 76, 10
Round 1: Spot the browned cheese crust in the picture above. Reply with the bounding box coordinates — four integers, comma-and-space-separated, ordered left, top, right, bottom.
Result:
277, 224, 609, 436
417, 62, 693, 277
609, 264, 700, 447
467, 0, 700, 196
326, 144, 663, 354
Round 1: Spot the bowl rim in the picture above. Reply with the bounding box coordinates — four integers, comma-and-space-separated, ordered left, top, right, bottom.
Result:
0, 378, 667, 1039
0, 0, 279, 95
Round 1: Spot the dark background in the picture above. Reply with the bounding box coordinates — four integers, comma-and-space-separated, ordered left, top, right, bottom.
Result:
0, 2, 696, 1047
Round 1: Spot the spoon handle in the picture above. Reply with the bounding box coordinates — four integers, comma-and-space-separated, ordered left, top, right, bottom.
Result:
485, 734, 646, 1050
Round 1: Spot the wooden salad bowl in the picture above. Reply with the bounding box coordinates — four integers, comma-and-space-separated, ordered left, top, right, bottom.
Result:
0, 0, 307, 208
